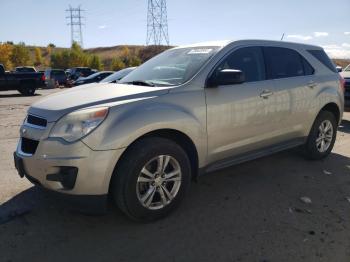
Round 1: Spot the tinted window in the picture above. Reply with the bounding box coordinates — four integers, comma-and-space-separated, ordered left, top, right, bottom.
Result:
302, 58, 314, 75
264, 47, 305, 79
307, 50, 337, 73
51, 70, 65, 76
216, 46, 265, 82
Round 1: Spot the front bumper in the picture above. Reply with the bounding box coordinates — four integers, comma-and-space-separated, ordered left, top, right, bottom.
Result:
14, 125, 124, 196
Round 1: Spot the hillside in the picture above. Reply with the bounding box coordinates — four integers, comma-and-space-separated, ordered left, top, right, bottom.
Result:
24, 44, 170, 71
7, 44, 350, 71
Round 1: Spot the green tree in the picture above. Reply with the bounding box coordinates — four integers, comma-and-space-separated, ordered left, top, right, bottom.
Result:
10, 43, 30, 67
50, 42, 90, 69
128, 56, 141, 67
70, 42, 89, 67
111, 57, 125, 71
51, 50, 71, 69
89, 55, 103, 70
34, 47, 43, 66
0, 43, 13, 69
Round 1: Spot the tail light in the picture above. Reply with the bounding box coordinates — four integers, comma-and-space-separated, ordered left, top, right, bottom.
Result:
41, 74, 45, 81
339, 75, 345, 93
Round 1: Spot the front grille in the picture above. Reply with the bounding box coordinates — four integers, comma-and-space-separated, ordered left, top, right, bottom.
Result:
21, 137, 39, 155
27, 115, 47, 128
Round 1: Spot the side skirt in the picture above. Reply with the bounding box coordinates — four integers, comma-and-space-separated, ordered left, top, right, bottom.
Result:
199, 138, 306, 175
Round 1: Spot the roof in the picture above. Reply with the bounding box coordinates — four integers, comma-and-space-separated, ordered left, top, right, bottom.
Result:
173, 39, 322, 50
172, 40, 231, 49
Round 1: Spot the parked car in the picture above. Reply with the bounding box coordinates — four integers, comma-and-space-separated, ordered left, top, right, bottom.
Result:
14, 40, 344, 220
0, 64, 43, 95
336, 66, 343, 72
68, 67, 94, 81
44, 69, 68, 88
340, 64, 350, 109
99, 67, 136, 83
15, 66, 37, 73
72, 71, 114, 86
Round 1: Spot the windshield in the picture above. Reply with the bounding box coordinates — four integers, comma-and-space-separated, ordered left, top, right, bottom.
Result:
85, 72, 102, 80
100, 67, 135, 83
119, 46, 219, 86
344, 64, 350, 71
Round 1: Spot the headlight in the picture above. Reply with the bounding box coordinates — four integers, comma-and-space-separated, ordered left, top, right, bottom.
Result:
49, 107, 109, 142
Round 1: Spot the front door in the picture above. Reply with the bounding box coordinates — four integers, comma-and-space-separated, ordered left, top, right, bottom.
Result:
205, 46, 277, 163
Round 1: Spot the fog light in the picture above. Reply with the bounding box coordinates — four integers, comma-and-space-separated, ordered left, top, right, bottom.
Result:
46, 167, 78, 190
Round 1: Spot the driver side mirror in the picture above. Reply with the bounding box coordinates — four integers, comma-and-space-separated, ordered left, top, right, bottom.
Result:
207, 69, 245, 87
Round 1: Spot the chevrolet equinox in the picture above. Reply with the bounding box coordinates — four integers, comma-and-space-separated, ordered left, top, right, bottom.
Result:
14, 40, 345, 220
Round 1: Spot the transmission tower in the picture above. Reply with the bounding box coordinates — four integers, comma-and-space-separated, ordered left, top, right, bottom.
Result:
66, 5, 85, 47
146, 0, 169, 46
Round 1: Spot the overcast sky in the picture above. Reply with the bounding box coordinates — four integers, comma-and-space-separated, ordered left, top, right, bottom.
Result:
0, 0, 349, 58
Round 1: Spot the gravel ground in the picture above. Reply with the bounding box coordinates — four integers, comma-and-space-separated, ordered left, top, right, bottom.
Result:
0, 89, 350, 262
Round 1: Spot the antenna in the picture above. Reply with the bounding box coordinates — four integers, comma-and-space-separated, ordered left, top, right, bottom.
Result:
146, 0, 169, 46
281, 33, 285, 41
66, 5, 85, 47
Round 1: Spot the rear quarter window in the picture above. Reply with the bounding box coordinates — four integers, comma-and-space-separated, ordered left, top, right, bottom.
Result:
307, 50, 337, 73
264, 47, 305, 79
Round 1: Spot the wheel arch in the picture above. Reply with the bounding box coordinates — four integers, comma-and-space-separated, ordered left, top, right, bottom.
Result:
320, 102, 341, 125
108, 128, 200, 195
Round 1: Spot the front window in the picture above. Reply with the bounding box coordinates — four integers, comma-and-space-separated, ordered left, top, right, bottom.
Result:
344, 64, 350, 72
119, 46, 220, 87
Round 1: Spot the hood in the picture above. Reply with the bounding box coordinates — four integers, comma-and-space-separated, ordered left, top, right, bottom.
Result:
29, 83, 170, 122
340, 71, 350, 79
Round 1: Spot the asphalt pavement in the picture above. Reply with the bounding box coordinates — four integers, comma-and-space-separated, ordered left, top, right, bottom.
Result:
1, 89, 350, 262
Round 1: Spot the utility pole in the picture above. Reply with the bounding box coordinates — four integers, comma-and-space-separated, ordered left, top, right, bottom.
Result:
146, 0, 169, 46
66, 5, 85, 47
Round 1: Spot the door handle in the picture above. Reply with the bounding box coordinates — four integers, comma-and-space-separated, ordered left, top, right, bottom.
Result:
307, 81, 317, 88
260, 90, 273, 99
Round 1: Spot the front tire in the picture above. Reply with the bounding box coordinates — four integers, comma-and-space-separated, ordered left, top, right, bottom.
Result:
112, 137, 191, 221
303, 110, 337, 160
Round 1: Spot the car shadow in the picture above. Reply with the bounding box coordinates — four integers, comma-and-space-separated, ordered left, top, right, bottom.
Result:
0, 93, 41, 98
339, 119, 350, 134
1, 150, 350, 261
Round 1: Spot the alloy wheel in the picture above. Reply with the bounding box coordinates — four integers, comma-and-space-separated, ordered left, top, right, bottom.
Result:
316, 119, 333, 153
136, 155, 182, 210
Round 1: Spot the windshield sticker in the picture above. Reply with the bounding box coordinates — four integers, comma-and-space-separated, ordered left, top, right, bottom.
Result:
187, 49, 213, 54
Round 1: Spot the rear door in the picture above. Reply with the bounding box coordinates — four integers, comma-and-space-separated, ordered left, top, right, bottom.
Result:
263, 46, 315, 140
205, 46, 277, 163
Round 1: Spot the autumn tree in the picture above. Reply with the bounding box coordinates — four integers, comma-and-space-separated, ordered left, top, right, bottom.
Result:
0, 43, 13, 69
10, 42, 30, 67
89, 55, 103, 70
34, 47, 43, 67
111, 57, 125, 71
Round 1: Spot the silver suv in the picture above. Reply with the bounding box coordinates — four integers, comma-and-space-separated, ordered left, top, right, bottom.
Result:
14, 40, 344, 220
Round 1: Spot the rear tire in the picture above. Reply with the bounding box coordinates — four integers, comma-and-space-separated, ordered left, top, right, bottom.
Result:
18, 82, 36, 96
112, 137, 191, 221
303, 110, 337, 160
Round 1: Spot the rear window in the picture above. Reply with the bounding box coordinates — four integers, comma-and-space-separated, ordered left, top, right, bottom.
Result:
51, 70, 65, 75
264, 47, 305, 79
307, 50, 337, 73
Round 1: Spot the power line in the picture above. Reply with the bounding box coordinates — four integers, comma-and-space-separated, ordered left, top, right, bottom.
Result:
66, 5, 85, 47
146, 0, 169, 46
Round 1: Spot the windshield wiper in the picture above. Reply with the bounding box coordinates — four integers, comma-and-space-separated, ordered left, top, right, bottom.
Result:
125, 80, 155, 87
